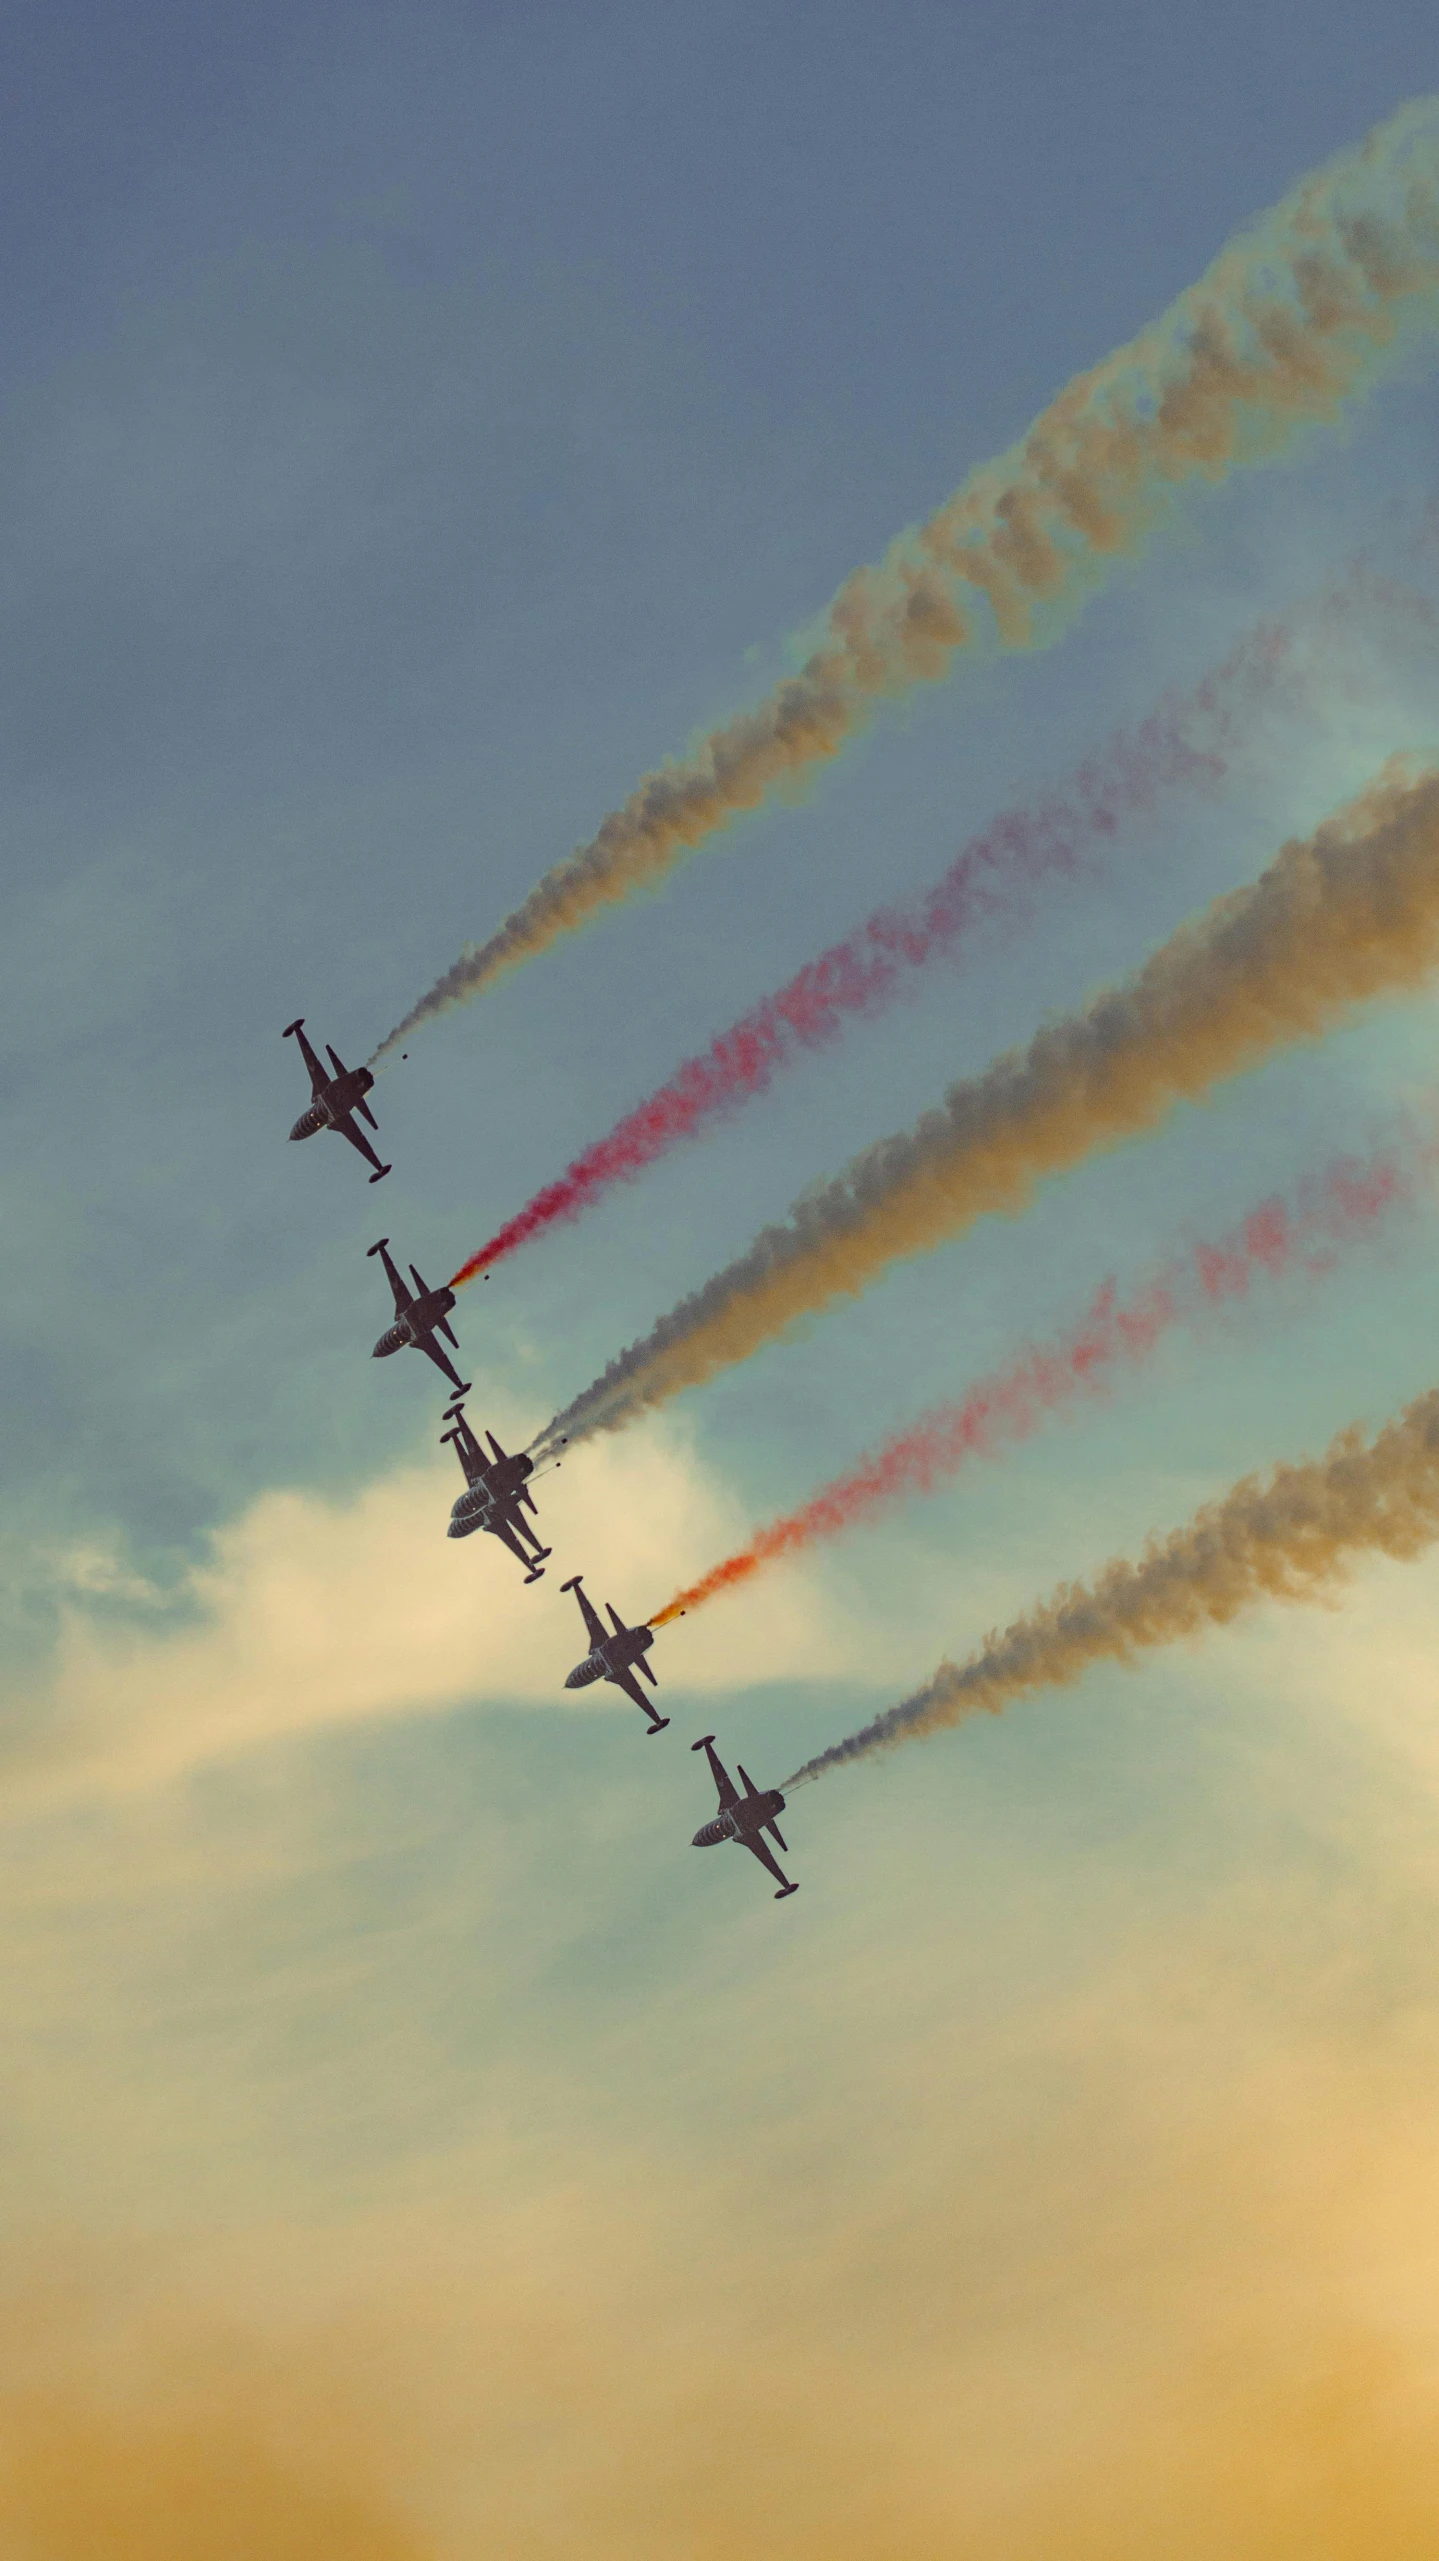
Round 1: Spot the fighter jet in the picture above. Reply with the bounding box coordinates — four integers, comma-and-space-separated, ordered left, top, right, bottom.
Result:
690, 1734, 798, 1900
441, 1400, 551, 1584
284, 1019, 391, 1182
368, 1237, 470, 1394
562, 1576, 669, 1735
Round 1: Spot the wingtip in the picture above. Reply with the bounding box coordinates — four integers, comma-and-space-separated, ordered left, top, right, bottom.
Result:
560, 1574, 584, 1594
366, 1237, 389, 1256
690, 1733, 716, 1752
282, 1017, 304, 1037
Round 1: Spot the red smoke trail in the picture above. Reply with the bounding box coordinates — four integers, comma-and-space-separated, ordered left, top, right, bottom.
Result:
645, 1141, 1420, 1626
450, 570, 1432, 1290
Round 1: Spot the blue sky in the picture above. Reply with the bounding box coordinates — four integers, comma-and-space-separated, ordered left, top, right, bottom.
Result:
5, 10, 1439, 2555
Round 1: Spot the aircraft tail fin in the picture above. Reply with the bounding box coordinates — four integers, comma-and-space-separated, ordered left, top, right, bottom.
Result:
437, 1316, 459, 1348
487, 1432, 509, 1462
606, 1602, 628, 1635
767, 1819, 788, 1852
409, 1264, 429, 1297
636, 1656, 658, 1685
326, 1044, 349, 1079
355, 1096, 379, 1130
737, 1764, 762, 1799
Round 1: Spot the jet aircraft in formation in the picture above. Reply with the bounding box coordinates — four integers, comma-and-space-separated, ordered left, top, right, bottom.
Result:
284, 1019, 391, 1182
562, 1575, 669, 1735
368, 1237, 471, 1394
441, 1399, 551, 1583
690, 1734, 799, 1899
285, 1020, 799, 1901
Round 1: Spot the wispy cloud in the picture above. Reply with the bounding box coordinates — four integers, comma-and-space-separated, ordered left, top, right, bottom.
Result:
14, 1415, 854, 1799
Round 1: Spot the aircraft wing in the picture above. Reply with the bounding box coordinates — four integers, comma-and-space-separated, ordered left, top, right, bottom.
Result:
441, 1417, 483, 1485
370, 1240, 410, 1312
566, 1581, 607, 1651
606, 1661, 663, 1719
696, 1734, 739, 1811
417, 1332, 468, 1393
740, 1831, 796, 1895
492, 1490, 542, 1546
485, 1516, 545, 1579
334, 1113, 390, 1181
287, 1020, 328, 1095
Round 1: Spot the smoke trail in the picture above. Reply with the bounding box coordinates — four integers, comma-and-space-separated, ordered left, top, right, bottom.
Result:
450, 567, 1435, 1289
786, 1378, 1439, 1787
645, 1143, 1419, 1628
535, 764, 1439, 1453
377, 98, 1439, 1062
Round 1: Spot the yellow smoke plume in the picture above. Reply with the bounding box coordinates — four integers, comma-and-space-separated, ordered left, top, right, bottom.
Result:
788, 1379, 1439, 1784
376, 98, 1439, 1056
541, 762, 1439, 1447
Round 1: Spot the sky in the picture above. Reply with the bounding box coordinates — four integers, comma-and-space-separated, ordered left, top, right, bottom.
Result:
5, 5, 1439, 2553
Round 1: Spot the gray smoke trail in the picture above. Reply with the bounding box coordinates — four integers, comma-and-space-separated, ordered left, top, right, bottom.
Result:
374, 97, 1439, 1063
534, 762, 1439, 1453
786, 1382, 1439, 1786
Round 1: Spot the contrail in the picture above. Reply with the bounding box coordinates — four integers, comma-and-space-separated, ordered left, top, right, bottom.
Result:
449, 567, 1434, 1290
645, 1140, 1422, 1628
535, 762, 1439, 1453
785, 1377, 1439, 1787
377, 97, 1439, 1061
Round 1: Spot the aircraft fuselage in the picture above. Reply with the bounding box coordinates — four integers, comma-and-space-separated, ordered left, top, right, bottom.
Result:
565, 1622, 654, 1691
450, 1452, 532, 1523
693, 1786, 787, 1850
289, 1062, 375, 1142
447, 1483, 522, 1540
373, 1283, 458, 1359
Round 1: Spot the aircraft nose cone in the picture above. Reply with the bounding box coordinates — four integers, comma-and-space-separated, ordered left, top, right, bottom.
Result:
564, 1666, 586, 1690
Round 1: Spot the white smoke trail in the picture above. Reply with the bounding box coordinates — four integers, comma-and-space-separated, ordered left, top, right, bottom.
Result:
376, 96, 1439, 1060
786, 1382, 1439, 1785
536, 762, 1439, 1452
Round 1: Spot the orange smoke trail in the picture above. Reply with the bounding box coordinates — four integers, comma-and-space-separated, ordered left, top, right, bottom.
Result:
375, 97, 1439, 1060
788, 1376, 1439, 1787
540, 761, 1439, 1453
646, 1141, 1418, 1628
